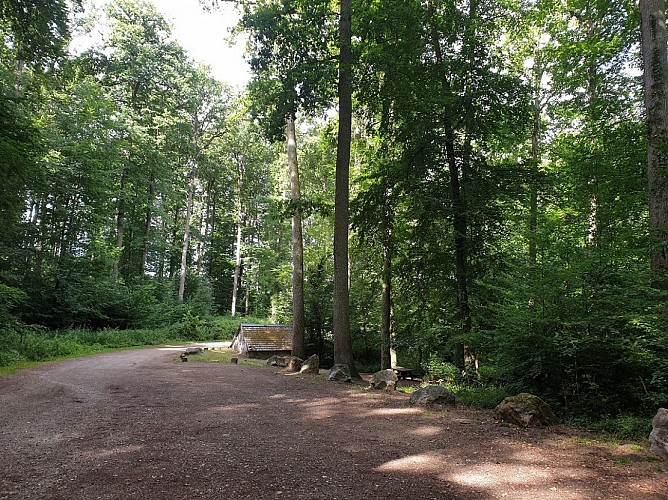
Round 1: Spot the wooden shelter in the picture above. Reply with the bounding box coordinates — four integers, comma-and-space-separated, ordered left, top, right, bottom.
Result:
231, 324, 293, 359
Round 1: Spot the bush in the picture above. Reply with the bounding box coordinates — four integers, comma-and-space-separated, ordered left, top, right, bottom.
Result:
586, 415, 653, 441
425, 357, 460, 383
450, 385, 510, 409
0, 349, 27, 367
354, 360, 381, 374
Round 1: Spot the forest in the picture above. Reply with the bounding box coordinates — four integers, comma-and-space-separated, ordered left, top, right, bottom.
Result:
1, 0, 668, 431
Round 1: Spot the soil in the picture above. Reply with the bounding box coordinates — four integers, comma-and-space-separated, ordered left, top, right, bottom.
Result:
0, 346, 666, 500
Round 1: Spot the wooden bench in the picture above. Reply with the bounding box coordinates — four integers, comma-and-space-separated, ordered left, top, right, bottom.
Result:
392, 366, 415, 380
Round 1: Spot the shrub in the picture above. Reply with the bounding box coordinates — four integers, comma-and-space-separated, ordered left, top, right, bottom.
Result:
425, 357, 460, 383
450, 385, 510, 409
587, 414, 653, 441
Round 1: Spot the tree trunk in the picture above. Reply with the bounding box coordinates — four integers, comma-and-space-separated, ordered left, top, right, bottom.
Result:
169, 205, 180, 278
640, 0, 668, 275
231, 221, 243, 316
287, 118, 306, 359
427, 0, 471, 371
333, 0, 357, 376
140, 175, 154, 277
379, 190, 393, 371
178, 173, 195, 304
585, 19, 599, 249
529, 50, 542, 268
231, 156, 245, 316
113, 167, 128, 279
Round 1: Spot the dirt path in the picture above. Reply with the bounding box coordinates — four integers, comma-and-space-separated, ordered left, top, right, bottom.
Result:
0, 348, 666, 500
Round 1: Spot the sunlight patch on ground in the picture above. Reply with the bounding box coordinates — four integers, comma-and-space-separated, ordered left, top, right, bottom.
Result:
206, 403, 260, 414
377, 449, 594, 500
446, 463, 592, 500
408, 425, 442, 437
82, 444, 144, 460
375, 452, 446, 474
366, 407, 422, 416
294, 398, 342, 419
449, 464, 551, 487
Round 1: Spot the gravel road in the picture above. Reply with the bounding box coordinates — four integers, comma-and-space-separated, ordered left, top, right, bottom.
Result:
0, 347, 666, 500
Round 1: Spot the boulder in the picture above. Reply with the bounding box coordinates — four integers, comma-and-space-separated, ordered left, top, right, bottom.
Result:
370, 369, 398, 390
409, 385, 455, 406
300, 354, 320, 374
649, 408, 668, 460
327, 364, 352, 382
494, 393, 557, 428
184, 347, 203, 356
286, 356, 304, 372
266, 355, 287, 367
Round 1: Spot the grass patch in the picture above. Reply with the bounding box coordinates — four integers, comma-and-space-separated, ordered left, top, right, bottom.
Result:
396, 385, 418, 394
614, 457, 633, 466
586, 415, 652, 442
0, 314, 272, 375
181, 348, 267, 368
448, 385, 510, 409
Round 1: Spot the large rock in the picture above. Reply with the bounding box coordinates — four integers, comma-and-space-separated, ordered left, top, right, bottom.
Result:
300, 354, 320, 374
266, 355, 287, 367
184, 347, 203, 356
327, 364, 352, 382
409, 385, 455, 406
286, 356, 304, 372
649, 408, 668, 460
494, 393, 557, 428
371, 369, 398, 390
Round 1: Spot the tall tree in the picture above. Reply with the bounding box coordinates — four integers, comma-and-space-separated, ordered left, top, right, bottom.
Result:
237, 0, 336, 350
640, 0, 668, 276
287, 118, 305, 359
332, 0, 356, 374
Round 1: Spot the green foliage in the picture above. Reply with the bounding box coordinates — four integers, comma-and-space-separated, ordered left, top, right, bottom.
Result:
450, 385, 510, 409
572, 415, 653, 442
424, 358, 460, 384
354, 360, 381, 374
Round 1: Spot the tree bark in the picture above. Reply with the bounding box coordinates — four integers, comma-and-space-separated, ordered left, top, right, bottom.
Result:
140, 175, 154, 277
231, 155, 245, 316
333, 0, 357, 376
529, 50, 542, 268
178, 172, 195, 304
113, 167, 128, 279
231, 222, 242, 316
640, 0, 668, 275
287, 118, 306, 359
427, 0, 472, 371
379, 189, 393, 370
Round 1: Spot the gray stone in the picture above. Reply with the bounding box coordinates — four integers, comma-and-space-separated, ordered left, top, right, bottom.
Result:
327, 364, 352, 382
649, 407, 668, 460
300, 354, 320, 374
184, 347, 203, 355
494, 393, 557, 428
286, 356, 304, 372
266, 355, 287, 367
409, 385, 455, 406
371, 369, 398, 390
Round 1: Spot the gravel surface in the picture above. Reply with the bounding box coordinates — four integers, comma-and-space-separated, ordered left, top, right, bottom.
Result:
1, 347, 666, 499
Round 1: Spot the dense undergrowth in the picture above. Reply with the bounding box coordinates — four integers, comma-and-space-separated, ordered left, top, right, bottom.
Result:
0, 314, 266, 373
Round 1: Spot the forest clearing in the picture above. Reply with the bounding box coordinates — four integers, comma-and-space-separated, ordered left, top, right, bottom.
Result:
1, 348, 667, 500
2, 0, 668, 454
